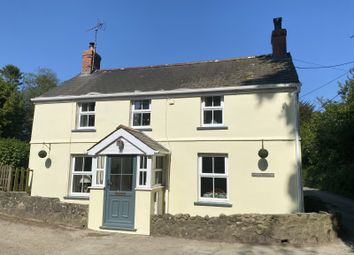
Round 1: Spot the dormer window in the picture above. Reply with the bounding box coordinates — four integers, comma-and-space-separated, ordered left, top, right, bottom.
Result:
78, 102, 95, 128
201, 96, 224, 126
131, 100, 151, 128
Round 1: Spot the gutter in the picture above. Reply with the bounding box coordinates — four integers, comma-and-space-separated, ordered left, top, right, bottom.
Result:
32, 83, 300, 103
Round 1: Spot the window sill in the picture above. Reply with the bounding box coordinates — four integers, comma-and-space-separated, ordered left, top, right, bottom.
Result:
132, 127, 152, 132
194, 201, 232, 207
196, 126, 228, 130
63, 196, 89, 200
72, 128, 96, 133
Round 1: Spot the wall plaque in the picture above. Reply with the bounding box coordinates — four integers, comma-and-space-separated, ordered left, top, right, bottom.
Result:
252, 172, 275, 178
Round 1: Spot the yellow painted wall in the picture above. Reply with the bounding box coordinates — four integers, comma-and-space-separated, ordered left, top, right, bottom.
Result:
29, 90, 299, 233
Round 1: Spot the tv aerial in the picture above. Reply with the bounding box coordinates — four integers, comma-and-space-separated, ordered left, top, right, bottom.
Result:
86, 19, 106, 50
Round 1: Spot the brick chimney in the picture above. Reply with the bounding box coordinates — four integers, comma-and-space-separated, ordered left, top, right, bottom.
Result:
81, 42, 101, 74
271, 17, 287, 57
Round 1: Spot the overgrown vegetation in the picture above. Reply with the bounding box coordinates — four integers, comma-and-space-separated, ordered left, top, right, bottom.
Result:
301, 69, 354, 198
0, 64, 59, 167
0, 138, 30, 167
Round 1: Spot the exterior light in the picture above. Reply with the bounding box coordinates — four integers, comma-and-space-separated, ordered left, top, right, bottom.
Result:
116, 139, 124, 151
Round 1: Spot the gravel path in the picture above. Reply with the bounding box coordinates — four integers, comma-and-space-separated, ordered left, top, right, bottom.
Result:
0, 215, 353, 255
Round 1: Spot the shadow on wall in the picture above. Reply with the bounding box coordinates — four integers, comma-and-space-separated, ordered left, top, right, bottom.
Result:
287, 169, 299, 212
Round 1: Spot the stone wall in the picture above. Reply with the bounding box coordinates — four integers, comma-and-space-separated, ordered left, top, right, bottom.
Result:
0, 191, 88, 228
151, 213, 340, 245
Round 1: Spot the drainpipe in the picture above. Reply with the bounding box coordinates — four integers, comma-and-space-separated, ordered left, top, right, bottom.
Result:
294, 84, 304, 212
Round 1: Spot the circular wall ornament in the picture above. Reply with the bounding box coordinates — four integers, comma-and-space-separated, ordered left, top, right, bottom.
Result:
38, 150, 47, 158
258, 148, 269, 158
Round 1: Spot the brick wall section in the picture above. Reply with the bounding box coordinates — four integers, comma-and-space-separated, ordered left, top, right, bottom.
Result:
0, 192, 88, 229
151, 213, 340, 245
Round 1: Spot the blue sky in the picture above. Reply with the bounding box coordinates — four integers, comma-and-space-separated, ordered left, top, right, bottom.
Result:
1, 1, 353, 107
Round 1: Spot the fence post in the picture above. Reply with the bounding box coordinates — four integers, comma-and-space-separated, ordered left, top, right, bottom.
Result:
7, 166, 13, 191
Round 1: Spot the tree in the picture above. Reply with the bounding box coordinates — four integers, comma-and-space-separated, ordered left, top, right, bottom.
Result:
301, 68, 354, 197
0, 75, 24, 138
21, 68, 59, 140
0, 64, 22, 89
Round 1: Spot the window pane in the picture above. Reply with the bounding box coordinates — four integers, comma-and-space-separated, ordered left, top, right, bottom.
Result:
121, 175, 133, 191
83, 157, 92, 172
142, 113, 150, 126
204, 110, 212, 124
88, 115, 95, 127
204, 97, 213, 107
110, 175, 121, 191
74, 157, 83, 172
156, 156, 163, 169
214, 157, 225, 173
213, 110, 222, 124
141, 100, 150, 109
72, 175, 91, 193
97, 156, 105, 169
202, 157, 212, 173
139, 171, 147, 186
134, 101, 142, 110
88, 102, 95, 111
140, 156, 147, 169
96, 170, 104, 185
122, 157, 133, 174
111, 157, 121, 174
133, 113, 142, 126
81, 103, 88, 112
201, 177, 213, 198
80, 115, 88, 127
214, 178, 227, 198
213, 96, 221, 106
155, 171, 162, 185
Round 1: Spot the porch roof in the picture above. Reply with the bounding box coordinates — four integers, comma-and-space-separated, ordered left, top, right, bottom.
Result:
87, 125, 169, 156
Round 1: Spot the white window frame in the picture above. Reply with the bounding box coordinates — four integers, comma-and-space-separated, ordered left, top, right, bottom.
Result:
136, 155, 151, 188
92, 156, 106, 187
201, 96, 224, 127
131, 99, 151, 128
69, 155, 93, 197
152, 156, 164, 187
198, 154, 229, 202
77, 102, 96, 129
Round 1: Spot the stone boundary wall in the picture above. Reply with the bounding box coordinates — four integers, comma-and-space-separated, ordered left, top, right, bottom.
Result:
0, 191, 88, 228
151, 213, 340, 245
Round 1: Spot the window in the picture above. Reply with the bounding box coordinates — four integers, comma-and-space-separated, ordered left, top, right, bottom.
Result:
199, 155, 228, 201
78, 102, 95, 128
70, 156, 93, 196
138, 156, 148, 187
131, 100, 151, 127
95, 156, 105, 186
201, 96, 224, 126
152, 156, 164, 186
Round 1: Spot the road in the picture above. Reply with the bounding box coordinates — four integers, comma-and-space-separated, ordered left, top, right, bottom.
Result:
0, 214, 352, 255
304, 187, 354, 249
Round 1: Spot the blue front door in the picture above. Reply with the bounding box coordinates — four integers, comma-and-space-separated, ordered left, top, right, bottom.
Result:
103, 156, 136, 229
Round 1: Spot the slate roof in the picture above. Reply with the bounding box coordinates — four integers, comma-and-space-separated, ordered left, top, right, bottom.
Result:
40, 53, 299, 98
119, 125, 169, 154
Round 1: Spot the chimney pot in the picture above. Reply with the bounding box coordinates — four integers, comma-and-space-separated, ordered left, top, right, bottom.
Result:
81, 42, 101, 74
271, 17, 287, 57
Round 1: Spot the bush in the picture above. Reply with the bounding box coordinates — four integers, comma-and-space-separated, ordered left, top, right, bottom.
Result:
0, 138, 29, 168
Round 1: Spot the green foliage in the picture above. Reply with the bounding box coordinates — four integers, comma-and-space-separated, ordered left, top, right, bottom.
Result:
301, 69, 354, 198
0, 138, 29, 168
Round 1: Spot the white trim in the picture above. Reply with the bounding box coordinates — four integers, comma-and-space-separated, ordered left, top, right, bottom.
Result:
87, 129, 157, 156
77, 102, 96, 129
32, 83, 300, 103
198, 154, 229, 203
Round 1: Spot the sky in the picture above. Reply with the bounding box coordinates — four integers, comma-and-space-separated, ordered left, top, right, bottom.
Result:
1, 0, 353, 107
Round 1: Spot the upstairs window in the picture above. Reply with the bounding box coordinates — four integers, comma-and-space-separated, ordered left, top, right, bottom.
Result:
78, 102, 95, 128
201, 96, 224, 126
131, 100, 151, 128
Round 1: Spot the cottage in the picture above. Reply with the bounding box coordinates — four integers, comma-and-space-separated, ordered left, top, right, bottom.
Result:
29, 17, 303, 235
